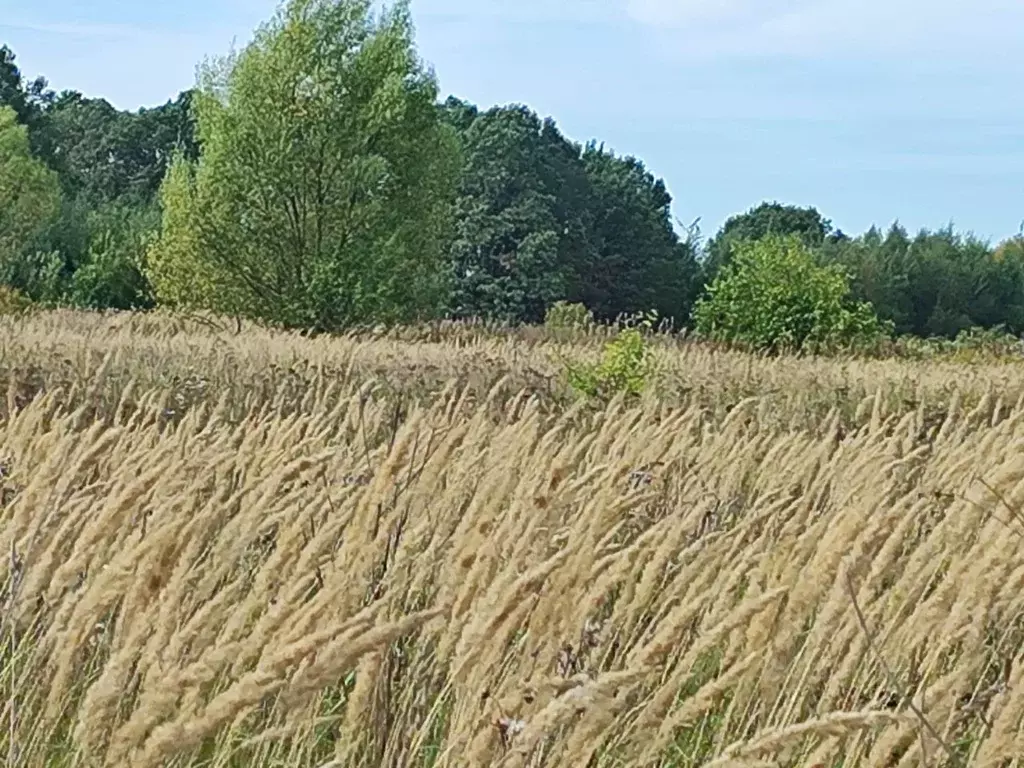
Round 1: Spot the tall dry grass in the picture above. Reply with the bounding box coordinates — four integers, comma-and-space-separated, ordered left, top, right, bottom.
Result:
1, 309, 1021, 428
0, 310, 1023, 767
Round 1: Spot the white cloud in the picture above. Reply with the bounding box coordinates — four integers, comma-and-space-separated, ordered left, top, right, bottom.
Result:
417, 0, 618, 24
626, 0, 1024, 61
0, 19, 171, 43
624, 0, 804, 27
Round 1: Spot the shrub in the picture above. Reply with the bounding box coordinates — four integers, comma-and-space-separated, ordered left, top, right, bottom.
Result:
0, 106, 62, 298
882, 325, 1024, 362
70, 205, 157, 311
693, 235, 892, 353
566, 311, 657, 399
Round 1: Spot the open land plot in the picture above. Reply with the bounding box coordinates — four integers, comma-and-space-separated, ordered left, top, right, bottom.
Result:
1, 311, 1023, 767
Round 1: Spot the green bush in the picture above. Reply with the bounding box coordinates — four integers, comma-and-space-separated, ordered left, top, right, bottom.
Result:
566, 311, 657, 400
693, 235, 892, 353
0, 106, 62, 299
70, 205, 157, 310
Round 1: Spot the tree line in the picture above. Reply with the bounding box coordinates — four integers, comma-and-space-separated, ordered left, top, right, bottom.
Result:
2, 0, 1023, 346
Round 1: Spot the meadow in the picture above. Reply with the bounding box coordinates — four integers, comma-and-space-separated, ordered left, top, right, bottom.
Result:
1, 310, 1023, 768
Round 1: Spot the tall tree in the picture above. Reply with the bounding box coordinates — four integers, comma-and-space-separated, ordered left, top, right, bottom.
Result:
147, 0, 461, 330
818, 224, 916, 334
576, 143, 699, 322
445, 102, 699, 325
0, 45, 55, 161
821, 223, 1024, 337
45, 89, 198, 206
444, 101, 590, 323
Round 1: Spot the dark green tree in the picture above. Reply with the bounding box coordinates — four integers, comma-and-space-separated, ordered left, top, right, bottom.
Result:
704, 201, 836, 281
0, 45, 56, 161
575, 143, 699, 322
821, 223, 1024, 338
45, 89, 197, 206
445, 101, 591, 323
445, 101, 699, 325
818, 223, 916, 334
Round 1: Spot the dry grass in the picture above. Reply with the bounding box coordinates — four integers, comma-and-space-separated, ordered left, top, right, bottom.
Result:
1, 310, 1023, 767
1, 309, 1022, 428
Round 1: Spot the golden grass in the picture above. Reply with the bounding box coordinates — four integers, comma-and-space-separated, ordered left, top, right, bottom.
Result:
1, 310, 1023, 767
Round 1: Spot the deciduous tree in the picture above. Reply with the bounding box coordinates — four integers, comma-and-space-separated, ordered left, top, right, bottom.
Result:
0, 106, 61, 293
704, 201, 836, 280
148, 0, 461, 330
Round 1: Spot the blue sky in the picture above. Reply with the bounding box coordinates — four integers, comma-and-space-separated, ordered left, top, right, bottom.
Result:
2, 0, 1022, 242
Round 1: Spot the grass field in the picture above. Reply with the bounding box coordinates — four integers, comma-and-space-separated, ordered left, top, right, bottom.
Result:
1, 310, 1023, 767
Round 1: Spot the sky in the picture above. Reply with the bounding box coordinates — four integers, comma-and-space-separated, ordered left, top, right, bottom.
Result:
1, 0, 1022, 242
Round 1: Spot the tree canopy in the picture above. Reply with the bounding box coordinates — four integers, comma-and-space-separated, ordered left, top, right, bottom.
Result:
146, 0, 461, 330
703, 201, 838, 281
1, 8, 1023, 347
444, 101, 700, 325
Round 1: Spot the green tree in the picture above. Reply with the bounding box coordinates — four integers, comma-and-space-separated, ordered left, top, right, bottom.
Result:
146, 155, 210, 308
46, 89, 198, 206
0, 106, 62, 294
821, 223, 1024, 338
70, 203, 158, 310
444, 101, 590, 323
29, 89, 199, 309
444, 101, 699, 326
817, 223, 916, 334
576, 143, 700, 323
0, 45, 56, 162
693, 234, 891, 352
148, 0, 461, 330
704, 201, 836, 281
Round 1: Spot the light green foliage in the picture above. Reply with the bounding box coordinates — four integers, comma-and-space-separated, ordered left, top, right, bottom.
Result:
0, 106, 61, 289
544, 301, 594, 331
694, 235, 892, 352
147, 0, 461, 331
145, 155, 213, 309
567, 311, 658, 400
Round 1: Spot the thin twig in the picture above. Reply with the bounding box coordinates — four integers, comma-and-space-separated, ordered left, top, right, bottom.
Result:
845, 574, 958, 765
977, 477, 1024, 534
